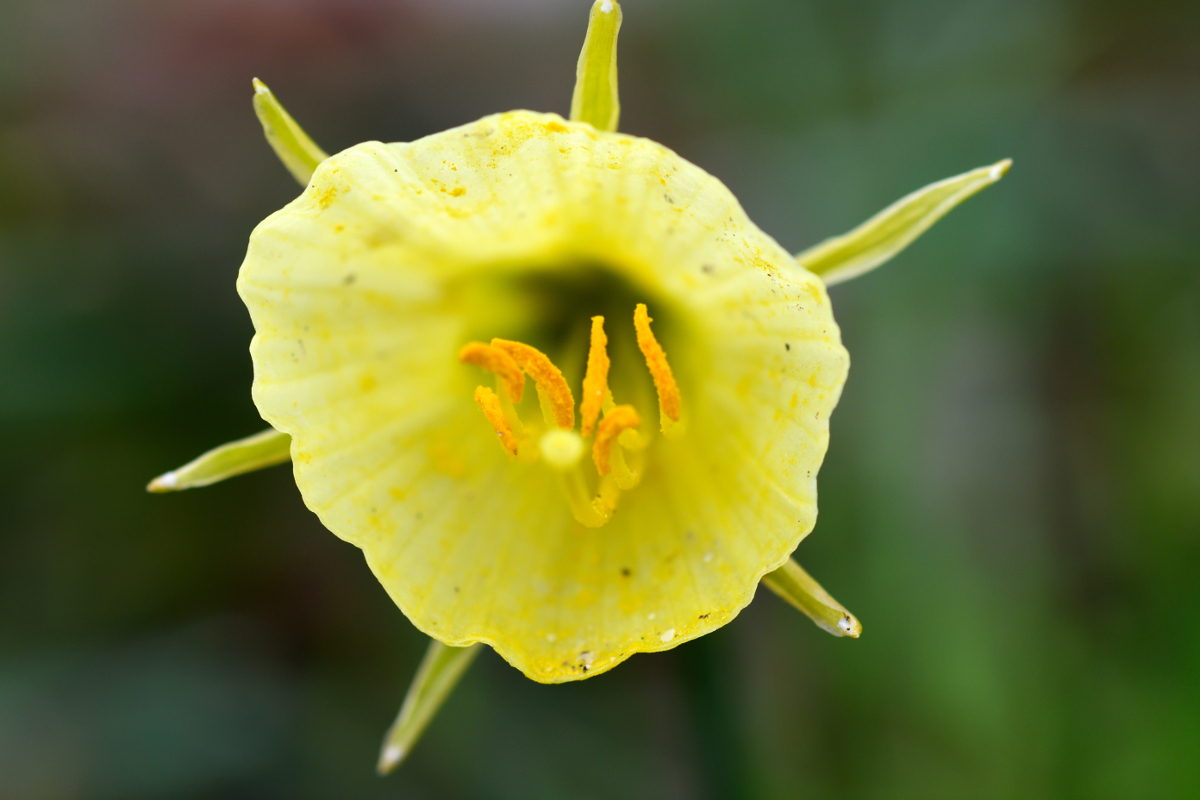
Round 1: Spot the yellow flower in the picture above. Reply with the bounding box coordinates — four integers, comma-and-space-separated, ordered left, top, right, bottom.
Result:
239, 102, 850, 682
149, 0, 1009, 769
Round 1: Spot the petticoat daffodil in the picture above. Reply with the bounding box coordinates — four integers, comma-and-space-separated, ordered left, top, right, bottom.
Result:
149, 0, 1009, 770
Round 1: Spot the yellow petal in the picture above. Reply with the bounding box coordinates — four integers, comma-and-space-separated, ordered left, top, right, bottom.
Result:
238, 111, 849, 682
797, 159, 1012, 286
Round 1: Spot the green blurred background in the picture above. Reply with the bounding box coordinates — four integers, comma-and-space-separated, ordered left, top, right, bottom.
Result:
1, 0, 1197, 797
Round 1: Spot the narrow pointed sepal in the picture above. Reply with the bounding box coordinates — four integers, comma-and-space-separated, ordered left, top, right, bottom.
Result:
378, 641, 483, 774
569, 0, 622, 132
762, 558, 862, 638
252, 78, 329, 186
147, 427, 292, 492
797, 159, 1012, 286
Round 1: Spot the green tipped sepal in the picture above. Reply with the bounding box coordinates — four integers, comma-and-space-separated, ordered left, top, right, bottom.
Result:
762, 558, 862, 638
798, 159, 1012, 286
252, 78, 329, 186
147, 427, 292, 492
569, 0, 623, 132
378, 640, 482, 774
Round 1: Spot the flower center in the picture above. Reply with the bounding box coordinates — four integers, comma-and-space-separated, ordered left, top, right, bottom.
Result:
458, 303, 681, 528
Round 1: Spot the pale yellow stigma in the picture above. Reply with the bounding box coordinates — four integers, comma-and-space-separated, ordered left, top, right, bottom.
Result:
539, 429, 586, 470
473, 386, 519, 457
492, 339, 576, 429
457, 342, 525, 403
633, 303, 681, 436
579, 316, 610, 438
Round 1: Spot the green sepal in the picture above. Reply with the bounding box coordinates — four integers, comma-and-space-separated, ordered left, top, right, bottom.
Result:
252, 78, 329, 186
569, 1, 623, 132
797, 159, 1012, 286
762, 558, 862, 638
146, 427, 292, 492
378, 640, 483, 774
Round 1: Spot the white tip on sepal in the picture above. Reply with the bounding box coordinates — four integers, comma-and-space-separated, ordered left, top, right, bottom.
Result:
377, 641, 483, 775
147, 470, 178, 491
570, 1, 622, 132
251, 78, 330, 186
145, 427, 292, 492
797, 158, 1013, 287
377, 744, 405, 774
762, 558, 863, 639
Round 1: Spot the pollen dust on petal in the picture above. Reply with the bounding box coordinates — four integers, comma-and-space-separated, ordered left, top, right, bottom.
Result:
312, 173, 346, 209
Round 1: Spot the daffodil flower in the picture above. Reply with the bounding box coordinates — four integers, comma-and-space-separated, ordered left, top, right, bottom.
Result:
149, 0, 1009, 770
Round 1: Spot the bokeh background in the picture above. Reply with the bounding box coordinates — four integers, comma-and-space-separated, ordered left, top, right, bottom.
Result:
1, 0, 1197, 797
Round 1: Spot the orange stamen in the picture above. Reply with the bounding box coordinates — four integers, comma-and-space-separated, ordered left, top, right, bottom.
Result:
633, 304, 681, 430
579, 316, 610, 437
492, 338, 575, 429
473, 386, 519, 456
593, 405, 641, 476
458, 342, 525, 403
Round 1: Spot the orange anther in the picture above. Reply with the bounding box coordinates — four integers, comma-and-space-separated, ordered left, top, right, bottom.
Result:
593, 405, 641, 476
579, 316, 610, 437
473, 386, 519, 456
458, 342, 525, 403
492, 338, 575, 429
633, 304, 681, 430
